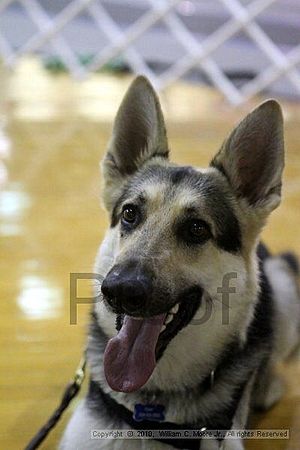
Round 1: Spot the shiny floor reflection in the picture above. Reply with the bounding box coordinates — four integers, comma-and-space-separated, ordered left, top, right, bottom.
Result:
0, 59, 299, 450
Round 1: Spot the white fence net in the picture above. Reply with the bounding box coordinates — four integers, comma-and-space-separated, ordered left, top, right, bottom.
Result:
1, 0, 300, 105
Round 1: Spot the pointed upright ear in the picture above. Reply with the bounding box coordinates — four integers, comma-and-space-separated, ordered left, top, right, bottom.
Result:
210, 100, 284, 213
101, 76, 169, 211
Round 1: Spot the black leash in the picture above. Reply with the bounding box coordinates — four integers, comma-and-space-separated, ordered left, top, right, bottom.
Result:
24, 354, 86, 450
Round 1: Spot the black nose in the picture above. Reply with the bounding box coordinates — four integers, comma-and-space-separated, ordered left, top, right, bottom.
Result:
101, 260, 153, 314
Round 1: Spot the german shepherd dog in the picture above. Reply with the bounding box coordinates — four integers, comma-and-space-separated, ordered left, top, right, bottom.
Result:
61, 77, 300, 450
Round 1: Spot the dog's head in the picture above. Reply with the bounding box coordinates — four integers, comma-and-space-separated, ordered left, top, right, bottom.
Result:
96, 76, 284, 393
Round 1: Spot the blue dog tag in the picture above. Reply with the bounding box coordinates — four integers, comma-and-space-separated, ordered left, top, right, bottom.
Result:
133, 404, 165, 422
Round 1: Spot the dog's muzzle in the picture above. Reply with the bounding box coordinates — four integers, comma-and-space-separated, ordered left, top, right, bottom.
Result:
101, 259, 203, 392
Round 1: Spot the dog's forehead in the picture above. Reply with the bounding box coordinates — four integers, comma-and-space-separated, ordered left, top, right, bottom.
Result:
114, 163, 242, 253
132, 164, 228, 208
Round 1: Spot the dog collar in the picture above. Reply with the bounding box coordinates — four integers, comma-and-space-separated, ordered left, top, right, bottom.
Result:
88, 380, 205, 449
87, 377, 244, 450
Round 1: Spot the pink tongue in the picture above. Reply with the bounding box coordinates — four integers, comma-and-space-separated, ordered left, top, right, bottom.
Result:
104, 313, 166, 393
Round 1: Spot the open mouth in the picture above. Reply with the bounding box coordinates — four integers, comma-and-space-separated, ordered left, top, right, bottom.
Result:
103, 288, 202, 393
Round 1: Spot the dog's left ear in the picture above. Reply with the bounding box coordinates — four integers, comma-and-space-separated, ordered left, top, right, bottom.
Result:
210, 100, 284, 214
101, 76, 168, 211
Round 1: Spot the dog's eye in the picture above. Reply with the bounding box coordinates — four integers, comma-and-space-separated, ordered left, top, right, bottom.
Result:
188, 220, 211, 243
122, 205, 137, 223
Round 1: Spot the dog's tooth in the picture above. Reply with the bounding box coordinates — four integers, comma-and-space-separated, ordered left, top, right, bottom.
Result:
160, 324, 166, 333
165, 314, 173, 324
170, 303, 179, 315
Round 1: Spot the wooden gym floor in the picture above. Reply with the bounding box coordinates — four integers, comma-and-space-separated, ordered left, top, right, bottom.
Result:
0, 59, 299, 450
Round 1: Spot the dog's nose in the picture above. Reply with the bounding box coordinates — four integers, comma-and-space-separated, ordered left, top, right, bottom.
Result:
101, 260, 153, 314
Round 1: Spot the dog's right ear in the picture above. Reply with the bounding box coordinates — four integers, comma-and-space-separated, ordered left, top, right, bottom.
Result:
210, 100, 284, 216
101, 76, 169, 212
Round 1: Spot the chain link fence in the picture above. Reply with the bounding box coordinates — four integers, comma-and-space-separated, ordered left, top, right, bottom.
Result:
1, 0, 300, 105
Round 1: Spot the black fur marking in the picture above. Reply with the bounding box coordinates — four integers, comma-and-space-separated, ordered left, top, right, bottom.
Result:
176, 217, 212, 246
280, 252, 300, 275
187, 175, 241, 253
214, 217, 241, 253
246, 254, 274, 353
170, 166, 195, 184
257, 241, 272, 261
168, 166, 242, 253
